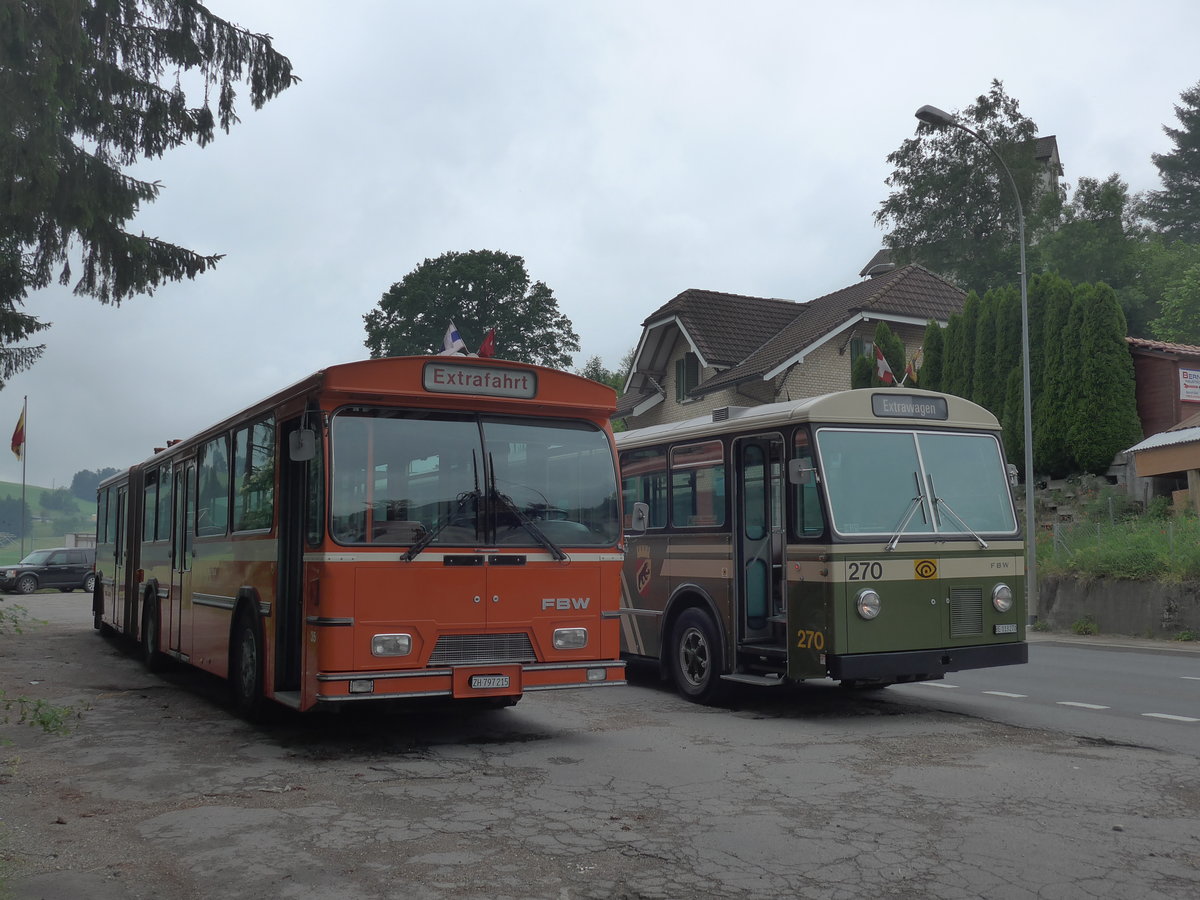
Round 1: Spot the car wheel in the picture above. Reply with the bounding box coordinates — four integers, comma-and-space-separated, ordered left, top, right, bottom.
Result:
669, 608, 728, 705
83, 573, 97, 594
230, 613, 264, 720
16, 574, 37, 594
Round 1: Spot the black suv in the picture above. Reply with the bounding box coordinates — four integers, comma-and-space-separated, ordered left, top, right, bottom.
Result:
0, 547, 96, 594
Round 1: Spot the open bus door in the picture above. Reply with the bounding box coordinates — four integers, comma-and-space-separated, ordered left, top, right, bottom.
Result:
733, 435, 786, 650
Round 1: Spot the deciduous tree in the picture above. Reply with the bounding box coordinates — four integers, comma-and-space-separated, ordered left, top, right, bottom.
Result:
876, 80, 1058, 294
363, 250, 581, 369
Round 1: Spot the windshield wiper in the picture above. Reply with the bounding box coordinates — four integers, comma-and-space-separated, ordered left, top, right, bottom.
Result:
885, 472, 928, 552
927, 474, 988, 549
402, 489, 481, 562
491, 488, 568, 562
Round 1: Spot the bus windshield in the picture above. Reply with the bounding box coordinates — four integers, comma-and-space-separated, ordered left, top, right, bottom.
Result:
815, 427, 1017, 538
330, 409, 620, 548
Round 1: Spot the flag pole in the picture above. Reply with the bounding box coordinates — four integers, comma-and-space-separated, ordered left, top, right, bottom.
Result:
19, 396, 26, 558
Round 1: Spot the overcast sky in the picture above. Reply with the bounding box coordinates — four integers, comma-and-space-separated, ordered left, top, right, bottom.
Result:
5, 0, 1199, 490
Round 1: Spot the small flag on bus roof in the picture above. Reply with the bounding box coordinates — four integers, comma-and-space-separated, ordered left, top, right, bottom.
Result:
874, 345, 895, 385
478, 328, 496, 359
440, 321, 468, 355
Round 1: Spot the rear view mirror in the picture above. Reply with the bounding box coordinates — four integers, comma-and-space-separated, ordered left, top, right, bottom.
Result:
788, 458, 816, 485
628, 501, 649, 535
289, 428, 317, 462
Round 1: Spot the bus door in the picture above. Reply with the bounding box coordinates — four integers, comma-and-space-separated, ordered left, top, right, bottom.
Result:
111, 485, 130, 632
276, 418, 310, 694
170, 461, 196, 655
734, 435, 785, 645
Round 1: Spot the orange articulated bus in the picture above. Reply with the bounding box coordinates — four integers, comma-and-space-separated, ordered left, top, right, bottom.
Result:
94, 356, 627, 716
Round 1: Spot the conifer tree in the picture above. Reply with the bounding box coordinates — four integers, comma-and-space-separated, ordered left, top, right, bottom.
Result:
869, 321, 905, 387
1068, 283, 1144, 474
1145, 80, 1200, 242
972, 296, 999, 413
1031, 274, 1077, 477
0, 1, 297, 384
918, 320, 944, 392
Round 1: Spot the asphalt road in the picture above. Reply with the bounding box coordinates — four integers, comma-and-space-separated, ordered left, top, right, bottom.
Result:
2, 594, 1199, 899
889, 634, 1200, 755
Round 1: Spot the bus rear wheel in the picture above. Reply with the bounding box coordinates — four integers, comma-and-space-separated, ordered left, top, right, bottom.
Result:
669, 608, 727, 705
230, 613, 265, 720
142, 600, 166, 673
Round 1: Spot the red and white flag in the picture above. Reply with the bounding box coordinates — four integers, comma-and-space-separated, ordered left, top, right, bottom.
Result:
874, 346, 895, 385
478, 328, 496, 359
10, 403, 25, 460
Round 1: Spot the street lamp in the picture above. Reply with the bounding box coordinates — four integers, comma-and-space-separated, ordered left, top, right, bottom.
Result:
914, 104, 1037, 619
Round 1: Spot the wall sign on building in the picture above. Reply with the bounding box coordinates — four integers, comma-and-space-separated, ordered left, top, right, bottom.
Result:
1180, 368, 1200, 402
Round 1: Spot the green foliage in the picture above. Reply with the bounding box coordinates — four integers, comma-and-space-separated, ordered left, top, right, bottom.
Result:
38, 486, 75, 513
871, 322, 904, 387
1037, 175, 1143, 297
918, 320, 943, 391
850, 353, 873, 389
70, 467, 118, 503
1175, 630, 1197, 642
1071, 615, 1099, 636
877, 80, 1056, 294
1, 690, 76, 734
1031, 274, 1077, 477
576, 355, 627, 391
971, 296, 1000, 413
0, 0, 297, 385
0, 495, 31, 535
1068, 283, 1143, 474
1148, 263, 1200, 344
1144, 79, 1200, 242
363, 250, 581, 369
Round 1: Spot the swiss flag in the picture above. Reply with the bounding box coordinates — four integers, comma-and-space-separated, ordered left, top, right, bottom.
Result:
874, 346, 895, 385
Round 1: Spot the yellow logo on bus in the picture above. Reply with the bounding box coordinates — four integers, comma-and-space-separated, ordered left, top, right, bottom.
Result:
914, 559, 938, 579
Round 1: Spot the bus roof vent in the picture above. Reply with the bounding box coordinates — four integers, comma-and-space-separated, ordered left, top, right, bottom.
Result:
712, 406, 750, 422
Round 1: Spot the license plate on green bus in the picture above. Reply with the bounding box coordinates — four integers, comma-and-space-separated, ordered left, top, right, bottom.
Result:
470, 674, 510, 689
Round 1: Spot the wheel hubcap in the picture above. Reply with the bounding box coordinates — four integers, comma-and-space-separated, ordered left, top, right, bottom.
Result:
679, 627, 709, 687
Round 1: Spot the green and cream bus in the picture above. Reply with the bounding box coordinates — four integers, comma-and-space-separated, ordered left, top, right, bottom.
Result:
616, 388, 1027, 703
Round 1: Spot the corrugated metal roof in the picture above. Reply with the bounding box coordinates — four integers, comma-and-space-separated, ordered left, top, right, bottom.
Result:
1126, 426, 1200, 454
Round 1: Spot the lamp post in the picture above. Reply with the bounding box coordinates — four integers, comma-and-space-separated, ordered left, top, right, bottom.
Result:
914, 104, 1037, 619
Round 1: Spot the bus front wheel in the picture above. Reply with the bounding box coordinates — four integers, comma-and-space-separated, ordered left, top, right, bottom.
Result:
669, 608, 727, 705
231, 613, 264, 720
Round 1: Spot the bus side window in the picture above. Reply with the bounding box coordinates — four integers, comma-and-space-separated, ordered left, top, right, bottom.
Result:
620, 447, 667, 529
792, 430, 825, 537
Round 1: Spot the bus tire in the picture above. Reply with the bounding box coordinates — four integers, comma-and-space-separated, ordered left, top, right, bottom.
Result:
669, 608, 727, 705
141, 600, 166, 673
230, 613, 265, 720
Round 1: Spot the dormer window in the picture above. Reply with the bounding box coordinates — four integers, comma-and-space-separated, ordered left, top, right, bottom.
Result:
675, 352, 700, 402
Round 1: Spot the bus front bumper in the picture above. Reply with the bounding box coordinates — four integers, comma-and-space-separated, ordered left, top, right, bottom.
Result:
828, 641, 1028, 682
313, 660, 627, 703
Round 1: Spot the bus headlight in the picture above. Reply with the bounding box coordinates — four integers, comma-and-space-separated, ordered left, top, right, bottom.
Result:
992, 584, 1014, 613
856, 589, 881, 620
553, 627, 588, 649
371, 634, 412, 657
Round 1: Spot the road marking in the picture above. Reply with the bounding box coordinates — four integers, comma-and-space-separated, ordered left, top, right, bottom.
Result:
1142, 713, 1200, 723
917, 682, 959, 689
1056, 701, 1110, 710
1183, 676, 1200, 681
982, 691, 1027, 698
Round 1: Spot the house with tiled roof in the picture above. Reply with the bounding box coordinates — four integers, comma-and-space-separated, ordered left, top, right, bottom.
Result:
616, 265, 967, 427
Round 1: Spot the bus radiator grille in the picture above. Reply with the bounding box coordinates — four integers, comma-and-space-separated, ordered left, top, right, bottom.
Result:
949, 588, 983, 637
428, 633, 537, 665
